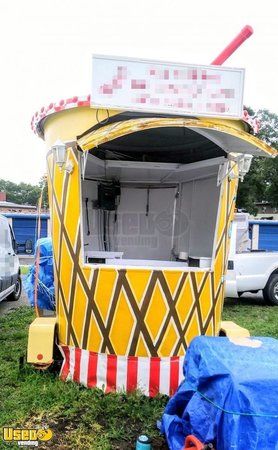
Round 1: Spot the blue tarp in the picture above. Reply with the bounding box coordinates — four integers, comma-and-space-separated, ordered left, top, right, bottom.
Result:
161, 336, 278, 450
24, 237, 55, 310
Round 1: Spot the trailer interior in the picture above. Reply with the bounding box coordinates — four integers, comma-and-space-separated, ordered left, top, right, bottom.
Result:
80, 124, 227, 269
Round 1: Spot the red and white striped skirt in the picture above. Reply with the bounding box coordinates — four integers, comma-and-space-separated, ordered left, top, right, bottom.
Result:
59, 346, 184, 397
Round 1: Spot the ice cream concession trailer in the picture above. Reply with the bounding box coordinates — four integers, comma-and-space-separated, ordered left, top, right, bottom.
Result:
27, 53, 276, 396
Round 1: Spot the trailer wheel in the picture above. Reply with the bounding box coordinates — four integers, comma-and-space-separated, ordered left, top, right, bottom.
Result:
7, 276, 22, 301
48, 343, 63, 374
263, 274, 278, 306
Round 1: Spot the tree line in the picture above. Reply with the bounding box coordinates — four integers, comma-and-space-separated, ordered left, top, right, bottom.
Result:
237, 108, 278, 214
0, 176, 48, 209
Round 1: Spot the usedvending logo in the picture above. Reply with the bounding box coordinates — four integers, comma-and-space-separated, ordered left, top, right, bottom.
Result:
2, 427, 53, 447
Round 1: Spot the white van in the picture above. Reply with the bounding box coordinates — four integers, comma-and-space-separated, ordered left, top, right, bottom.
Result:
0, 214, 22, 302
225, 216, 278, 305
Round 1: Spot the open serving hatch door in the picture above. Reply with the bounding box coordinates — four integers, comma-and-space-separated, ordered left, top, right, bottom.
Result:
76, 114, 276, 268
77, 116, 276, 158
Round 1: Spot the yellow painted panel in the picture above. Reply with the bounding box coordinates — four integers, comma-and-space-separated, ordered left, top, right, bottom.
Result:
57, 298, 68, 345
175, 276, 194, 327
43, 107, 121, 147
53, 162, 65, 208
64, 153, 80, 246
52, 259, 59, 317
214, 285, 224, 335
71, 275, 88, 348
87, 313, 103, 352
59, 237, 74, 306
82, 269, 92, 288
214, 243, 224, 294
94, 269, 117, 325
206, 317, 214, 336
126, 270, 152, 305
217, 180, 227, 243
158, 319, 179, 357
136, 333, 151, 357
145, 283, 169, 343
177, 344, 186, 356
51, 203, 60, 263
163, 271, 184, 297
195, 272, 206, 290
228, 179, 237, 211
199, 277, 212, 323
186, 310, 201, 346
110, 290, 135, 355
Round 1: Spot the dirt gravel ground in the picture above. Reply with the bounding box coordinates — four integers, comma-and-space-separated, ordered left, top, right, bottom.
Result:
0, 286, 29, 316
0, 260, 32, 316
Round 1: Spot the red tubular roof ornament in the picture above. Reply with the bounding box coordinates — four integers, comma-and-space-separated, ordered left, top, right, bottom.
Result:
211, 25, 254, 66
211, 25, 258, 131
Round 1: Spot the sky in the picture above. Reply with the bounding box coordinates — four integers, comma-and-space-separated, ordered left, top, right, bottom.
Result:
0, 0, 277, 184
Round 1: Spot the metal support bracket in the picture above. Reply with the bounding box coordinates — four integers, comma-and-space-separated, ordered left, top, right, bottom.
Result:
81, 151, 89, 180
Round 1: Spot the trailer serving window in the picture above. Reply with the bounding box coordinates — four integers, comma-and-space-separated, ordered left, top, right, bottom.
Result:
79, 124, 226, 269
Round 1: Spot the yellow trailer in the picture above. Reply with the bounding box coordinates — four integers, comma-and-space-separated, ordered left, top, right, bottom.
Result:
27, 71, 275, 396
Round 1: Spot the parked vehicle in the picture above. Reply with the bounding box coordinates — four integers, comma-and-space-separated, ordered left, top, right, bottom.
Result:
225, 219, 278, 305
249, 219, 278, 252
0, 214, 22, 302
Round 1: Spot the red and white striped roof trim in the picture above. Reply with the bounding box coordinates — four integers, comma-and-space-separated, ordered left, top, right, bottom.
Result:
31, 94, 92, 137
31, 95, 259, 138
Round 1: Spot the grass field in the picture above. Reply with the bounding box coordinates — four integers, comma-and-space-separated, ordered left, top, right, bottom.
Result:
0, 300, 277, 449
20, 266, 30, 276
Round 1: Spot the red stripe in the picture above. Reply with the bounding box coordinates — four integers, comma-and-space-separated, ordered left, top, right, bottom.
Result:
60, 346, 70, 381
77, 100, 90, 107
60, 348, 180, 397
126, 356, 138, 392
87, 352, 98, 388
149, 358, 160, 397
73, 348, 81, 382
106, 355, 117, 393
169, 356, 179, 396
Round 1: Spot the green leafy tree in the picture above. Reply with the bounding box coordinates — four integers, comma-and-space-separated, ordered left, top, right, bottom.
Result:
236, 108, 278, 214
0, 176, 49, 208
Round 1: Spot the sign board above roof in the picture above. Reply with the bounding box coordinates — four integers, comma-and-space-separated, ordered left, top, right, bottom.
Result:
91, 55, 245, 119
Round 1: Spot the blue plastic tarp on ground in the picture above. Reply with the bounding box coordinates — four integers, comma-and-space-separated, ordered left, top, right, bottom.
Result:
24, 237, 55, 310
161, 336, 278, 450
